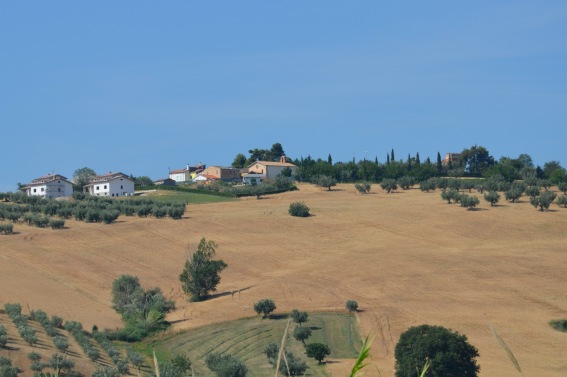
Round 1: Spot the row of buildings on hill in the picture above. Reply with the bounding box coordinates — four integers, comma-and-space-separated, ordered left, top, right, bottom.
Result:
22, 157, 298, 199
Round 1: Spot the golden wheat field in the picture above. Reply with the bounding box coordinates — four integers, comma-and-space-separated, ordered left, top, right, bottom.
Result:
1, 183, 566, 377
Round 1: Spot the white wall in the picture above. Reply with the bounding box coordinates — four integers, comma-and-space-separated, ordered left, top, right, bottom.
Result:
27, 181, 73, 198
169, 172, 188, 182
89, 177, 134, 197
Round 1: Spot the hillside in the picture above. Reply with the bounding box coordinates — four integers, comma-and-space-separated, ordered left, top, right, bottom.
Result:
1, 183, 566, 376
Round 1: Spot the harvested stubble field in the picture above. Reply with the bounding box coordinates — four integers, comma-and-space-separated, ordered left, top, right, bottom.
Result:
1, 183, 566, 376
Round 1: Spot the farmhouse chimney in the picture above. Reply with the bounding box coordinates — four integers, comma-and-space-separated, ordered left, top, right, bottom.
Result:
280, 155, 287, 163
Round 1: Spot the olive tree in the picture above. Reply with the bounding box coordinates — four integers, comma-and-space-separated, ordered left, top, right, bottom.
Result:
290, 309, 309, 326
530, 191, 557, 211
394, 324, 479, 377
483, 191, 500, 207
315, 175, 337, 191
346, 300, 358, 313
380, 179, 398, 193
293, 326, 312, 345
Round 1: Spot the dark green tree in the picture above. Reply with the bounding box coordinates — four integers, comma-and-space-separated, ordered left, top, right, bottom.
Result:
305, 343, 331, 364
180, 238, 228, 302
394, 324, 479, 377
232, 154, 247, 169
458, 145, 495, 176
253, 299, 276, 318
460, 195, 480, 210
133, 175, 154, 187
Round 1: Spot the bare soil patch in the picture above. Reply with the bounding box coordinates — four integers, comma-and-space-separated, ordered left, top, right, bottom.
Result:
1, 183, 566, 376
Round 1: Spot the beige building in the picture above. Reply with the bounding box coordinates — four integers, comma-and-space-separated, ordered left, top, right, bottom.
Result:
200, 166, 241, 182
246, 156, 297, 180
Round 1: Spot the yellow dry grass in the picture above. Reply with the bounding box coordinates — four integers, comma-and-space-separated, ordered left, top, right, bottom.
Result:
1, 183, 566, 377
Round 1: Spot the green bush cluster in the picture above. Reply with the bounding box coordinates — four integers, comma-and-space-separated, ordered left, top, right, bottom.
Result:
3, 303, 38, 346
354, 182, 372, 194
64, 321, 100, 361
93, 331, 129, 374
0, 356, 19, 377
288, 202, 310, 217
205, 352, 248, 377
0, 223, 13, 234
0, 325, 8, 348
0, 195, 187, 229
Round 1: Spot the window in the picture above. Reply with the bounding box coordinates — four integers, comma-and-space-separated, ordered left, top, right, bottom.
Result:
121, 185, 123, 189
96, 186, 99, 190
58, 188, 61, 192
41, 188, 44, 192
33, 188, 37, 193
104, 185, 107, 189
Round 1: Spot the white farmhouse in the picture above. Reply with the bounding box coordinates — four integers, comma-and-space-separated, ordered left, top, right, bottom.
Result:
84, 172, 134, 197
22, 174, 74, 198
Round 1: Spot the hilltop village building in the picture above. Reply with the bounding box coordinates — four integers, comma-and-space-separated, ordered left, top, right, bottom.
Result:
83, 172, 134, 197
243, 156, 297, 184
22, 174, 74, 198
168, 164, 206, 183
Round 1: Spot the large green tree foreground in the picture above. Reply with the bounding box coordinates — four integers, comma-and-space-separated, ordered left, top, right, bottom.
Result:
395, 324, 480, 377
179, 238, 228, 302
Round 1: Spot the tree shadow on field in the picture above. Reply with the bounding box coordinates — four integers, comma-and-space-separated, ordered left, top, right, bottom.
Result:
325, 360, 340, 365
208, 285, 255, 300
169, 318, 189, 325
269, 314, 290, 320
309, 326, 322, 331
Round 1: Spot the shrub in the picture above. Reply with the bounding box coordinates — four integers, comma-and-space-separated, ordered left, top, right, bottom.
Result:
205, 352, 248, 377
0, 356, 19, 377
556, 195, 567, 208
288, 202, 310, 217
168, 206, 185, 220
525, 186, 540, 198
0, 325, 7, 348
380, 179, 398, 193
354, 182, 371, 194
253, 299, 276, 318
397, 176, 415, 190
52, 336, 69, 353
101, 210, 120, 224
549, 319, 567, 332
419, 179, 436, 192
315, 175, 337, 191
49, 218, 65, 229
395, 324, 479, 377
152, 206, 167, 219
265, 344, 307, 376
346, 300, 358, 313
0, 223, 13, 235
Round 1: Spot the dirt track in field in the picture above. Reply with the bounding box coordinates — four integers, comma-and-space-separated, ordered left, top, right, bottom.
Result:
1, 183, 566, 376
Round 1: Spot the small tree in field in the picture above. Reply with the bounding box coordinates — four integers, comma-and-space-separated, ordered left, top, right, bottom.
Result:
293, 326, 312, 345
557, 182, 567, 195
440, 189, 458, 204
354, 182, 371, 194
395, 325, 479, 377
505, 188, 522, 203
291, 309, 309, 326
305, 343, 331, 364
483, 191, 500, 207
289, 202, 310, 217
253, 299, 276, 318
557, 195, 567, 208
180, 238, 228, 302
346, 300, 358, 313
530, 191, 556, 211
380, 179, 398, 193
460, 195, 480, 210
315, 175, 337, 191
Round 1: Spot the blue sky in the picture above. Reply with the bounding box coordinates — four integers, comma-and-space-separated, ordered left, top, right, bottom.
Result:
1, 1, 565, 191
